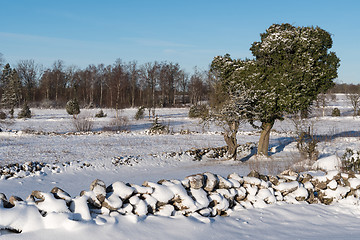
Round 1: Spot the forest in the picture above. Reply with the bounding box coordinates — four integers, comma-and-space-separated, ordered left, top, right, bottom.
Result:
0, 56, 210, 110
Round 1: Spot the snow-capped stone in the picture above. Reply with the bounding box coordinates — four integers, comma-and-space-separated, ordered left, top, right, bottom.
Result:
156, 204, 174, 216
51, 187, 72, 203
118, 203, 133, 215
217, 175, 233, 189
235, 187, 247, 202
35, 192, 70, 214
143, 194, 157, 213
256, 188, 276, 204
133, 199, 148, 216
185, 174, 204, 189
108, 181, 135, 200
303, 181, 314, 190
130, 184, 153, 194
323, 186, 350, 200
273, 181, 299, 194
102, 192, 123, 211
327, 180, 338, 190
70, 195, 91, 221
227, 173, 244, 185
243, 176, 262, 186
191, 188, 210, 209
203, 172, 218, 192
244, 184, 258, 196
288, 187, 309, 201
90, 179, 106, 203
209, 193, 229, 215
144, 182, 174, 204
348, 178, 360, 189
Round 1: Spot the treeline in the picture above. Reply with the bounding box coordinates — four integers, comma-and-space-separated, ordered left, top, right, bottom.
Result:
0, 58, 210, 109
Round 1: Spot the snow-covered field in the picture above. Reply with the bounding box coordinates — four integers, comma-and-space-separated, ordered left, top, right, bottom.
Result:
2, 94, 360, 239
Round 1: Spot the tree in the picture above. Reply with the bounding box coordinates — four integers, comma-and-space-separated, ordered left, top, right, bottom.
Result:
1, 65, 22, 116
346, 93, 360, 116
211, 23, 340, 157
139, 62, 159, 118
66, 98, 80, 118
18, 101, 31, 118
209, 55, 258, 159
16, 59, 42, 102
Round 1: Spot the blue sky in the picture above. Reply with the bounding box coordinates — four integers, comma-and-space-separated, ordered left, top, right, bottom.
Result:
1, 0, 359, 83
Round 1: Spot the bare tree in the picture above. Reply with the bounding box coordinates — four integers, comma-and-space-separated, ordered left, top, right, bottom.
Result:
140, 62, 159, 118
127, 61, 139, 108
16, 59, 42, 102
347, 93, 360, 116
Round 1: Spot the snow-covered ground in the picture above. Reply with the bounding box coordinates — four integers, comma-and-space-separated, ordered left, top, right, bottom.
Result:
1, 94, 360, 239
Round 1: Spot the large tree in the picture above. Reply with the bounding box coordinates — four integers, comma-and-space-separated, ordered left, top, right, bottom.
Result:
211, 23, 340, 157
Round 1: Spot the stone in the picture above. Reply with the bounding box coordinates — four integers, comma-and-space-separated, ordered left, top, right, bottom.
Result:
51, 187, 72, 203
203, 172, 219, 192
247, 170, 260, 179
185, 174, 204, 189
8, 195, 23, 207
90, 179, 106, 203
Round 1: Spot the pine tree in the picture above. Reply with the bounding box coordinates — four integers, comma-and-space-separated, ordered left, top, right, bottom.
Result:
18, 101, 31, 118
66, 98, 80, 118
1, 65, 22, 116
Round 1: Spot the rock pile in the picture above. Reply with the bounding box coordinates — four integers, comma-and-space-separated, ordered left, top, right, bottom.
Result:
0, 161, 92, 179
2, 169, 360, 233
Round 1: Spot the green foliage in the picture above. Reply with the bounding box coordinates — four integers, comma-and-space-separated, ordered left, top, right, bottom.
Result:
342, 148, 360, 173
134, 106, 145, 120
148, 117, 169, 134
18, 102, 31, 119
95, 109, 107, 118
66, 99, 80, 117
188, 104, 209, 118
1, 64, 22, 109
331, 108, 340, 117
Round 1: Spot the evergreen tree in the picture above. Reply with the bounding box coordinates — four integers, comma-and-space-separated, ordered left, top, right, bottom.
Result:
211, 23, 340, 157
1, 65, 22, 115
18, 101, 31, 118
66, 98, 80, 118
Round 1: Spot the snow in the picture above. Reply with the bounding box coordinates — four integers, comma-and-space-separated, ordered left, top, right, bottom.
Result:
2, 100, 360, 239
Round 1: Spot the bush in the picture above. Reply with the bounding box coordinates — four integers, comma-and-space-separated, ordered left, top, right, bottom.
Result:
341, 148, 360, 173
95, 110, 107, 118
66, 99, 80, 118
18, 103, 32, 119
188, 105, 209, 118
72, 115, 94, 132
293, 119, 319, 161
147, 117, 169, 134
103, 117, 129, 132
332, 108, 340, 117
0, 111, 6, 119
134, 106, 145, 120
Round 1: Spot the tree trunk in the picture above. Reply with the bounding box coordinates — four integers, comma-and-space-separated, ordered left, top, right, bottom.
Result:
223, 121, 239, 160
257, 121, 274, 156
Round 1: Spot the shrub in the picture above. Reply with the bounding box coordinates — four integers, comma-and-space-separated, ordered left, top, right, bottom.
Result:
18, 102, 32, 119
292, 118, 319, 161
341, 148, 360, 173
103, 117, 129, 132
147, 117, 169, 134
95, 109, 107, 118
331, 108, 340, 117
188, 105, 209, 118
134, 106, 145, 120
0, 111, 6, 119
72, 115, 94, 132
66, 99, 80, 118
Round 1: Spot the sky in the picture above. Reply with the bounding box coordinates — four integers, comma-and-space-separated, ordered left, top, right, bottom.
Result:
1, 0, 359, 83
